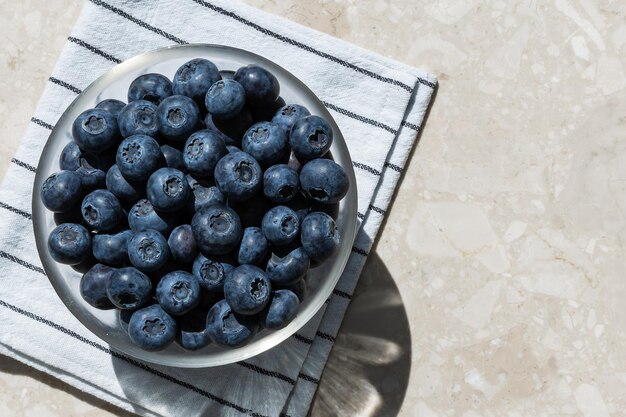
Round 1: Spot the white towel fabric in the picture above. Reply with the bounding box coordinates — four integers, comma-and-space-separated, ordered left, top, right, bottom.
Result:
0, 1, 436, 416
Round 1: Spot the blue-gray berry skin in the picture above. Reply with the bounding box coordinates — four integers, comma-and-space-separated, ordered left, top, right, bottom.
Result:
266, 247, 310, 286
93, 229, 133, 265
48, 223, 92, 265
128, 73, 173, 105
289, 115, 333, 161
186, 174, 226, 211
261, 206, 300, 246
41, 170, 82, 213
192, 253, 235, 292
128, 304, 177, 351
214, 151, 262, 202
127, 229, 170, 272
156, 95, 201, 142
299, 159, 349, 204
183, 129, 228, 177
156, 270, 201, 316
168, 224, 198, 264
76, 165, 106, 192
106, 266, 153, 310
205, 79, 246, 119
81, 189, 123, 232
260, 289, 299, 329
72, 108, 120, 152
116, 135, 164, 182
117, 100, 159, 138
224, 265, 271, 315
128, 198, 173, 235
79, 263, 116, 309
106, 164, 143, 203
95, 99, 126, 119
161, 145, 186, 171
272, 104, 310, 135
177, 307, 212, 350
173, 58, 221, 106
206, 299, 257, 347
237, 227, 269, 266
241, 121, 288, 167
191, 204, 243, 255
300, 212, 340, 262
234, 64, 280, 106
60, 141, 99, 172
263, 164, 299, 203
146, 167, 190, 212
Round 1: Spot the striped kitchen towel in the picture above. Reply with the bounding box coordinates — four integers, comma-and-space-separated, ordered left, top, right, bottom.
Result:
0, 0, 436, 416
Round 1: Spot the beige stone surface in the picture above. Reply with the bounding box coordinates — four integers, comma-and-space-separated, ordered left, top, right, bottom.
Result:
1, 0, 626, 416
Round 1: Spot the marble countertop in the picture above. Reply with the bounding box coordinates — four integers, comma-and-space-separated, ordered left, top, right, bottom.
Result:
1, 1, 625, 416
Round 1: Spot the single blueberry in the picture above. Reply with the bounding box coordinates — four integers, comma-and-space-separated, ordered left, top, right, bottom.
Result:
266, 247, 310, 286
128, 198, 173, 235
116, 135, 164, 182
59, 141, 99, 171
146, 167, 190, 212
186, 174, 226, 211
106, 266, 152, 309
128, 73, 173, 105
237, 227, 269, 267
177, 308, 212, 351
156, 95, 201, 142
241, 121, 288, 166
299, 159, 349, 204
261, 206, 300, 246
300, 212, 340, 262
205, 79, 246, 119
76, 165, 106, 192
127, 229, 170, 272
117, 100, 159, 138
224, 265, 271, 315
128, 304, 177, 351
289, 115, 333, 161
206, 299, 256, 348
192, 253, 235, 292
79, 263, 116, 309
234, 64, 280, 106
191, 204, 243, 255
81, 189, 123, 232
271, 104, 310, 135
160, 145, 186, 171
40, 171, 82, 213
106, 164, 143, 203
263, 164, 299, 203
156, 271, 201, 316
173, 58, 221, 106
183, 129, 227, 177
95, 99, 126, 119
92, 229, 133, 265
213, 152, 262, 202
168, 224, 198, 264
260, 289, 299, 330
72, 108, 120, 152
48, 223, 92, 265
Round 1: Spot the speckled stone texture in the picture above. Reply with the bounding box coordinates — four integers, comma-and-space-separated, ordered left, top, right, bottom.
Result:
1, 0, 625, 416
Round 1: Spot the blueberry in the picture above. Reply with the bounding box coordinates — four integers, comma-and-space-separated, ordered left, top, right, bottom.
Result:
272, 104, 310, 135
206, 299, 256, 348
116, 135, 164, 182
117, 100, 159, 138
106, 266, 152, 309
76, 165, 106, 192
177, 308, 212, 351
127, 229, 170, 272
205, 79, 246, 119
192, 253, 234, 292
300, 212, 340, 262
59, 141, 98, 171
266, 247, 310, 286
79, 263, 116, 309
191, 204, 242, 255
234, 64, 280, 106
128, 73, 173, 105
241, 122, 288, 166
161, 145, 185, 171
263, 164, 299, 203
72, 108, 120, 152
48, 223, 92, 265
128, 304, 177, 351
224, 265, 271, 315
261, 206, 300, 245
237, 227, 269, 266
95, 99, 126, 119
289, 115, 333, 161
250, 96, 286, 123
210, 108, 254, 141
106, 164, 143, 203
183, 130, 227, 177
186, 174, 226, 211
219, 69, 235, 80
173, 58, 221, 106
156, 271, 201, 316
260, 289, 299, 330
156, 95, 201, 142
81, 189, 123, 232
168, 224, 198, 264
93, 229, 133, 265
299, 159, 349, 204
40, 171, 82, 213
128, 198, 172, 235
146, 167, 190, 212
214, 152, 262, 202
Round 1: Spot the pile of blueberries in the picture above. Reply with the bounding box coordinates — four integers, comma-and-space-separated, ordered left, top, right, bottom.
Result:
40, 58, 349, 351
